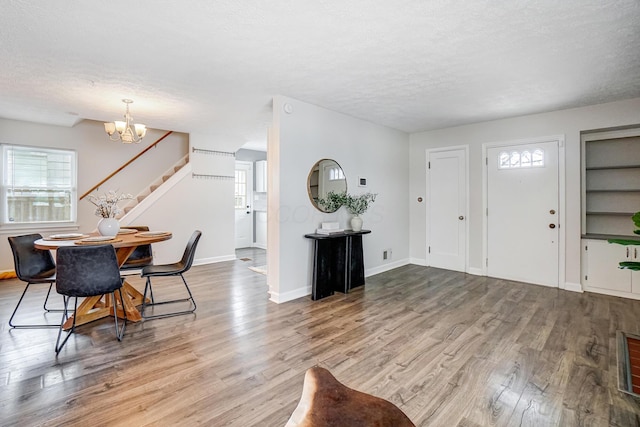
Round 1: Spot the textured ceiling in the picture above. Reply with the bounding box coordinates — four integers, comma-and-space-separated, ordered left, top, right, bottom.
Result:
1, 0, 639, 150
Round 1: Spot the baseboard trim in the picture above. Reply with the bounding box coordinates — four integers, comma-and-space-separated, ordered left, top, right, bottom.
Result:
564, 282, 583, 293
269, 286, 312, 304
252, 243, 267, 250
468, 267, 484, 276
365, 259, 410, 277
409, 258, 427, 266
195, 255, 236, 265
584, 286, 640, 300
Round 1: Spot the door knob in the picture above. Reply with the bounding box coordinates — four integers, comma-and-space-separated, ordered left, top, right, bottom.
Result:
459, 216, 464, 220
549, 224, 556, 229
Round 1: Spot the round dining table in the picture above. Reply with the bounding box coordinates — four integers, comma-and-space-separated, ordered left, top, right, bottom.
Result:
35, 230, 172, 330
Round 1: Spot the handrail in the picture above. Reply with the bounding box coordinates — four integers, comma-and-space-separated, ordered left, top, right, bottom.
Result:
79, 131, 173, 200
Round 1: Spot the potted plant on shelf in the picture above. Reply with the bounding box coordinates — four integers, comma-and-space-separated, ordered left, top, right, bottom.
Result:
317, 191, 377, 231
87, 190, 133, 236
609, 211, 640, 271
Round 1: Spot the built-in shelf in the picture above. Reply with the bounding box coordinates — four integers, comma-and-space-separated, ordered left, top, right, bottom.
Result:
582, 129, 640, 238
582, 233, 640, 241
586, 211, 635, 216
586, 165, 640, 171
586, 189, 640, 193
582, 128, 640, 300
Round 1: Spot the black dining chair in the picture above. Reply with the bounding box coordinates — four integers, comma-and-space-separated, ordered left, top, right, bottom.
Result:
140, 230, 202, 319
7, 233, 59, 329
55, 245, 127, 354
119, 225, 153, 271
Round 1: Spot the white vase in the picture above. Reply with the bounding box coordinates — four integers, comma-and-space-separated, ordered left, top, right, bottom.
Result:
350, 215, 363, 232
98, 217, 120, 236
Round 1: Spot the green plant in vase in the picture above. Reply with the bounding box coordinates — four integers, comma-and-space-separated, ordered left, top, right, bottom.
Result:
608, 211, 640, 270
344, 192, 376, 231
316, 191, 377, 231
316, 191, 348, 213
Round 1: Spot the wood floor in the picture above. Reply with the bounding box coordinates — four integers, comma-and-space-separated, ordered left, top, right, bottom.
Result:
2, 248, 640, 426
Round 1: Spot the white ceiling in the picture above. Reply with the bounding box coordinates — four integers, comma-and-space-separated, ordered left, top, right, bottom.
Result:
1, 1, 639, 151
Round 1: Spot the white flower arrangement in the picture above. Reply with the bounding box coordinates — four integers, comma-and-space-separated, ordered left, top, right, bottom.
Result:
87, 190, 133, 218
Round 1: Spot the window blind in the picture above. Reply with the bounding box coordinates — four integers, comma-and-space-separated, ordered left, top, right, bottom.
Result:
1, 144, 77, 224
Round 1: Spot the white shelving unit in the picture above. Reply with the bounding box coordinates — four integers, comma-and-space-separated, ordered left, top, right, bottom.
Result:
582, 126, 640, 298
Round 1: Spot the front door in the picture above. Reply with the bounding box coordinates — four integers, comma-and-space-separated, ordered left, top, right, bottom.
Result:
235, 161, 253, 249
427, 148, 467, 272
487, 140, 559, 286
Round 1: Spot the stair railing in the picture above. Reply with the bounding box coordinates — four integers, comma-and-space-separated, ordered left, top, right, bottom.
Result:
79, 131, 173, 201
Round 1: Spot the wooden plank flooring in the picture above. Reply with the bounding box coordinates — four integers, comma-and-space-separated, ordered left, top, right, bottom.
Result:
1, 248, 640, 426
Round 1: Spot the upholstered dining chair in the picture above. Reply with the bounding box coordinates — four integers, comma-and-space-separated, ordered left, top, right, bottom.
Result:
7, 233, 58, 329
119, 225, 153, 271
54, 244, 126, 354
140, 230, 202, 319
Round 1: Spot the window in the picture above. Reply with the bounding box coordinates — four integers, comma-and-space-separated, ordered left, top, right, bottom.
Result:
328, 166, 345, 181
234, 169, 247, 209
1, 144, 77, 225
498, 148, 545, 169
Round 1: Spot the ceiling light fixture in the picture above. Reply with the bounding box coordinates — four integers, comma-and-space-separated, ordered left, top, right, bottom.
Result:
104, 99, 147, 143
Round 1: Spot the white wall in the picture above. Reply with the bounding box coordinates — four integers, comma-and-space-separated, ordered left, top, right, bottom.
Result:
268, 96, 410, 303
409, 97, 640, 289
0, 118, 236, 271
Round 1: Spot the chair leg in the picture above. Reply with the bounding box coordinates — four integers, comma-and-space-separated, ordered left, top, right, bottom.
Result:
141, 277, 152, 313
113, 289, 127, 341
43, 282, 68, 313
148, 278, 155, 303
9, 282, 59, 329
55, 296, 78, 354
141, 274, 197, 320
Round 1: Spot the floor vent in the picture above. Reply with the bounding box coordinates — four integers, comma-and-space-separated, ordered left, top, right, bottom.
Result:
617, 331, 640, 396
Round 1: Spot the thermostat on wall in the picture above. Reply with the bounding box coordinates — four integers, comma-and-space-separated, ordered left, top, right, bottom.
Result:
358, 177, 367, 187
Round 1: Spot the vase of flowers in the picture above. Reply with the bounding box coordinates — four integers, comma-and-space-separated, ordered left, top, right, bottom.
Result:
87, 190, 133, 236
344, 192, 377, 231
97, 218, 120, 236
316, 191, 377, 231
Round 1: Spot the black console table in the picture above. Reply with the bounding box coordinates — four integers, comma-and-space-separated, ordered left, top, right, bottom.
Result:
304, 230, 371, 300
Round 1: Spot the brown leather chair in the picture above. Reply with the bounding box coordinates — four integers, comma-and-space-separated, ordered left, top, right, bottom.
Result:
286, 367, 415, 427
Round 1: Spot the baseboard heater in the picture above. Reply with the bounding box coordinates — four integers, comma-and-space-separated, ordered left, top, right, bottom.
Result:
617, 331, 640, 396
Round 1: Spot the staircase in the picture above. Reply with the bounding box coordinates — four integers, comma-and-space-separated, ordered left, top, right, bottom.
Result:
118, 154, 190, 224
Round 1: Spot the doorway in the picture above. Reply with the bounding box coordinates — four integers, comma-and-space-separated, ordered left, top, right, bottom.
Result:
426, 147, 468, 272
234, 161, 253, 249
484, 137, 564, 287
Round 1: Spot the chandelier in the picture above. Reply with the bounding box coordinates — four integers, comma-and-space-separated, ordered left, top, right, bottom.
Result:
104, 99, 147, 144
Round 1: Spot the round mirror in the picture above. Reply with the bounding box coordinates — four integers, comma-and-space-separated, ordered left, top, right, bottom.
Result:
307, 159, 347, 212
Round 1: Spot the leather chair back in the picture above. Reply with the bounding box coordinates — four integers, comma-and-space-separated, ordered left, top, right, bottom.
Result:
56, 245, 122, 297
8, 234, 56, 282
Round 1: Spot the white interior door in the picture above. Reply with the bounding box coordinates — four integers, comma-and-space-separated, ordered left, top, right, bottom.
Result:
235, 161, 253, 249
427, 148, 467, 272
487, 140, 559, 286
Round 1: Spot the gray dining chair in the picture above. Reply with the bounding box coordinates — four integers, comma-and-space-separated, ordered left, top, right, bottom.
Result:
119, 225, 153, 271
140, 230, 202, 319
7, 233, 59, 329
55, 244, 126, 353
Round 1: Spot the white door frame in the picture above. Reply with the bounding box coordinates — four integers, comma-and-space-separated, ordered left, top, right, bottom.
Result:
426, 145, 470, 272
482, 135, 566, 289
